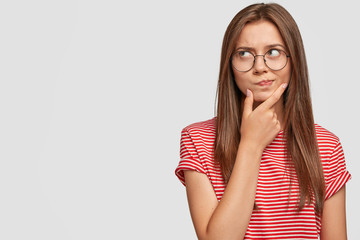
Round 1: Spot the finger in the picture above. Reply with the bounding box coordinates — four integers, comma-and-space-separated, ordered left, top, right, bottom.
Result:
242, 89, 254, 118
260, 83, 288, 110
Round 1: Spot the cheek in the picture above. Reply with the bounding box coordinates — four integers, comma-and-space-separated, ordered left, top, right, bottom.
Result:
279, 65, 292, 83
233, 72, 249, 94
284, 61, 292, 81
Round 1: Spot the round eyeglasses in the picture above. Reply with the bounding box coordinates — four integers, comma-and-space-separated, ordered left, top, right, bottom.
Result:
231, 49, 290, 72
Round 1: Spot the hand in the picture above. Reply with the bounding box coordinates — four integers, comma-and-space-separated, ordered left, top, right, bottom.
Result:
240, 83, 288, 150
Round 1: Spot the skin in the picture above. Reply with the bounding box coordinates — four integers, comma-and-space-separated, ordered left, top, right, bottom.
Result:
320, 186, 347, 239
233, 20, 291, 127
184, 20, 347, 240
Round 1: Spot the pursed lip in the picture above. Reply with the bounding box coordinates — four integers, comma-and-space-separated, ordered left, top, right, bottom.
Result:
256, 80, 274, 86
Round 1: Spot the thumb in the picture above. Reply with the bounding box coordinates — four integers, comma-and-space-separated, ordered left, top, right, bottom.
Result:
242, 89, 253, 118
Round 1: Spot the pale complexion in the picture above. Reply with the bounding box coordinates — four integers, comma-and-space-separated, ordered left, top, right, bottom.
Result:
184, 20, 347, 240
232, 20, 291, 128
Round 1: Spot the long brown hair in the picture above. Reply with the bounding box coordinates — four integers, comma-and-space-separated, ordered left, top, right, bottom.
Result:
214, 3, 325, 214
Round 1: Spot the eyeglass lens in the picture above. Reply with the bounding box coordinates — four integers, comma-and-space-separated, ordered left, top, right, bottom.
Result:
232, 49, 288, 72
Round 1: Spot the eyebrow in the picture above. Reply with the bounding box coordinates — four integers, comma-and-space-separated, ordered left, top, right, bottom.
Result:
235, 44, 287, 52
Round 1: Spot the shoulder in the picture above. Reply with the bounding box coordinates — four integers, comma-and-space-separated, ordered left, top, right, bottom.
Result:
314, 124, 351, 199
315, 124, 340, 147
315, 124, 345, 166
176, 118, 219, 186
182, 117, 216, 137
180, 118, 216, 152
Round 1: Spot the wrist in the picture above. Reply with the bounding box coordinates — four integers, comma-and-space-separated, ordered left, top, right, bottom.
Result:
238, 138, 264, 156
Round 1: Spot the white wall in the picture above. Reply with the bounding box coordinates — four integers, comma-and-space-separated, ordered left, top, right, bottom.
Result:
0, 0, 358, 239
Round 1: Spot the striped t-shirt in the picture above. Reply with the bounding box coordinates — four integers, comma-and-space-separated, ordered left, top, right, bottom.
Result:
175, 117, 351, 239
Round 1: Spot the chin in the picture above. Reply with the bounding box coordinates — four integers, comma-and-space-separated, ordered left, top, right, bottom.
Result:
253, 93, 272, 103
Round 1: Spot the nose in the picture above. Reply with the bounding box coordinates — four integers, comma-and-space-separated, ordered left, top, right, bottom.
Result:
253, 55, 268, 73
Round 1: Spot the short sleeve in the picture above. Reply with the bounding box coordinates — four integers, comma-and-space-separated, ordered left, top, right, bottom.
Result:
175, 128, 206, 186
324, 140, 351, 200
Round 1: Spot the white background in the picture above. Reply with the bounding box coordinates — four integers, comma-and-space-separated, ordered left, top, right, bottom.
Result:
0, 0, 358, 239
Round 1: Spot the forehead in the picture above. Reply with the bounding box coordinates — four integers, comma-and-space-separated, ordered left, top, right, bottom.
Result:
235, 20, 285, 50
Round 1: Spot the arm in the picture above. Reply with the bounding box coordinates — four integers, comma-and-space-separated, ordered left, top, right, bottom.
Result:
184, 141, 263, 240
184, 84, 287, 240
320, 186, 347, 240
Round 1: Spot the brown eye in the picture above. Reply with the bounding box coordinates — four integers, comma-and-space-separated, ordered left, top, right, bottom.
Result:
267, 49, 280, 57
239, 51, 251, 57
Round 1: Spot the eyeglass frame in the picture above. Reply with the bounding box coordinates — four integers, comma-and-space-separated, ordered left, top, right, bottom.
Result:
231, 49, 291, 72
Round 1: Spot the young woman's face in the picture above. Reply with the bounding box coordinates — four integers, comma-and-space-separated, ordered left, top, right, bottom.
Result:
232, 20, 291, 104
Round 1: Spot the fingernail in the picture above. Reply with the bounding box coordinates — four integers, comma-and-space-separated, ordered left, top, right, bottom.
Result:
246, 89, 251, 96
282, 83, 288, 89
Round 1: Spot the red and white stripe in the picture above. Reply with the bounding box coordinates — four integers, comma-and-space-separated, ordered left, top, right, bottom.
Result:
175, 118, 351, 239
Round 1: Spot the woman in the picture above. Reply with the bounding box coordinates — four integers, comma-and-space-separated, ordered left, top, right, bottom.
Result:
175, 3, 351, 240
